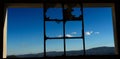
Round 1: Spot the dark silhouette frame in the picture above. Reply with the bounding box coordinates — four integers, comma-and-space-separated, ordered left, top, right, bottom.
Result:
43, 2, 85, 57
1, 0, 120, 58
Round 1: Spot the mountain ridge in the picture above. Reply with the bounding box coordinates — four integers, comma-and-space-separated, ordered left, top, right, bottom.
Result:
7, 46, 115, 58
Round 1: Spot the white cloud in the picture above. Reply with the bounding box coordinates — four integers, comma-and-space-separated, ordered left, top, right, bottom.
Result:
94, 32, 100, 34
58, 35, 63, 37
85, 31, 93, 36
57, 34, 73, 37
85, 31, 100, 36
66, 34, 73, 37
71, 32, 77, 34
85, 32, 91, 36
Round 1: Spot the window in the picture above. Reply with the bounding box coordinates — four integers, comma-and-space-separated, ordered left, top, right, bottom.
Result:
3, 3, 117, 58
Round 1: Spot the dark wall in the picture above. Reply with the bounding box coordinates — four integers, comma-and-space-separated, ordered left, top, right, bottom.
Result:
0, 0, 120, 58
0, 0, 5, 58
114, 1, 120, 54
2, 0, 118, 3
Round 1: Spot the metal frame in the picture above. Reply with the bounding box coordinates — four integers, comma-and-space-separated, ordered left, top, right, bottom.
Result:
43, 2, 86, 57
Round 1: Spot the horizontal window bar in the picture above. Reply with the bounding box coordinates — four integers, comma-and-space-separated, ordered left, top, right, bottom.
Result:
46, 37, 83, 40
45, 19, 82, 21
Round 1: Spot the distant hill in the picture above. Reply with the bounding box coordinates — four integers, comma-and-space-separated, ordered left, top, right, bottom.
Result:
86, 46, 115, 55
7, 46, 115, 58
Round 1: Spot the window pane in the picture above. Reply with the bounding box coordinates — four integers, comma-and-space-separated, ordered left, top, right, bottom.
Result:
66, 39, 83, 56
71, 8, 82, 17
46, 21, 63, 37
65, 21, 82, 37
46, 8, 63, 20
46, 40, 64, 57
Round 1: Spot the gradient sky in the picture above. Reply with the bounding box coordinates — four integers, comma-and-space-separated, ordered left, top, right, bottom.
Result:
7, 7, 114, 55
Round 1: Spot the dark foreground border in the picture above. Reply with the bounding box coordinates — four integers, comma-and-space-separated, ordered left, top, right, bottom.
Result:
1, 0, 120, 58
7, 55, 119, 59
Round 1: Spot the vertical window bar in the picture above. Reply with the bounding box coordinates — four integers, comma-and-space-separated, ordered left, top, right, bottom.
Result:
62, 3, 66, 56
43, 3, 47, 57
80, 2, 86, 55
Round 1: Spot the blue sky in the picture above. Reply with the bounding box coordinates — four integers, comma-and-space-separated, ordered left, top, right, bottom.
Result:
7, 7, 114, 55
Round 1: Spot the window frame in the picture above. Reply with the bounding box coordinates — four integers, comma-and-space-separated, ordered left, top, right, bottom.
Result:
3, 3, 118, 58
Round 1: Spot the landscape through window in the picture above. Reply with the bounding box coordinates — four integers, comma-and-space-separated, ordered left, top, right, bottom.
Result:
7, 7, 115, 58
